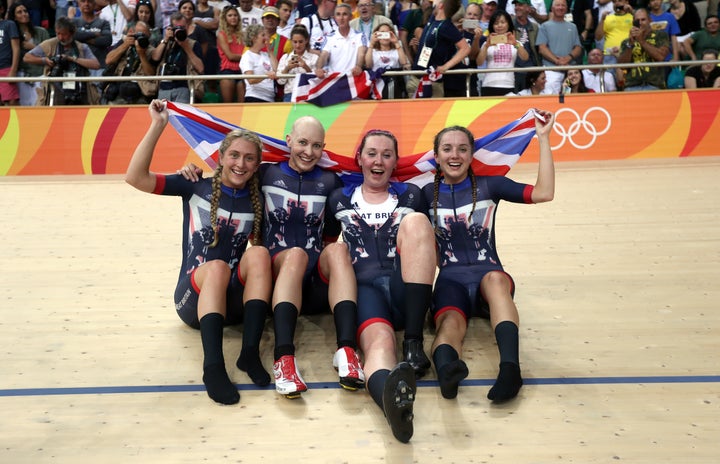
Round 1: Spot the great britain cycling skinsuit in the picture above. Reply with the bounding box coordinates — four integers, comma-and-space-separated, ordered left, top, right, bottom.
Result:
422, 175, 534, 320
326, 181, 428, 332
153, 174, 259, 329
259, 161, 343, 312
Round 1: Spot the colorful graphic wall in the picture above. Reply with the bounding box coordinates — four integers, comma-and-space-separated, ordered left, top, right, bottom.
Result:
2, 90, 719, 176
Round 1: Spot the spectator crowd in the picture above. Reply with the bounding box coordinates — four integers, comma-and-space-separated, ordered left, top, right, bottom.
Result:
1, 0, 718, 105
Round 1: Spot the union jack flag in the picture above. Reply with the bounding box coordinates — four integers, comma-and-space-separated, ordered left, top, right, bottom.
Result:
165, 102, 541, 187
413, 68, 442, 99
291, 71, 384, 106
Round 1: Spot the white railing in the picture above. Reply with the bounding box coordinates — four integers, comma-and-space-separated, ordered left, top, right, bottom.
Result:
2, 59, 718, 104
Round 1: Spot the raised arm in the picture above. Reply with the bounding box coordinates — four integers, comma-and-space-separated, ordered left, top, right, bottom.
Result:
125, 100, 169, 193
530, 109, 555, 204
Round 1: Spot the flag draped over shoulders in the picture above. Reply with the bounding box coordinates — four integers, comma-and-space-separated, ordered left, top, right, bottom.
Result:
165, 101, 540, 187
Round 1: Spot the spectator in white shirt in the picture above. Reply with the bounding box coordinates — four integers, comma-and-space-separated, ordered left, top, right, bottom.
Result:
314, 3, 367, 77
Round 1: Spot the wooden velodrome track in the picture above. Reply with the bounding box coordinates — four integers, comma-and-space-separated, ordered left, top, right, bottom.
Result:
1, 156, 719, 463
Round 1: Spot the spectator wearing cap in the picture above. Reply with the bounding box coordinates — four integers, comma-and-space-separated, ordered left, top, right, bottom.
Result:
262, 6, 294, 61
350, 0, 392, 45
505, 0, 548, 24
478, 0, 497, 32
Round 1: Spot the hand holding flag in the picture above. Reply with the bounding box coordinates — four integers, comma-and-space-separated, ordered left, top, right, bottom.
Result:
165, 102, 542, 186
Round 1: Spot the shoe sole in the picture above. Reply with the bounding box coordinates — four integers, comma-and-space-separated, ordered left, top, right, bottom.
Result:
333, 353, 365, 391
277, 387, 307, 399
339, 377, 365, 391
383, 362, 416, 443
275, 384, 308, 399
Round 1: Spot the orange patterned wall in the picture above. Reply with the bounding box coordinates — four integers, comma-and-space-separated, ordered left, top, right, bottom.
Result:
2, 90, 719, 176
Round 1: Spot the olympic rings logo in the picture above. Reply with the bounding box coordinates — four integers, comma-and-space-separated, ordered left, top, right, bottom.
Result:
551, 107, 612, 150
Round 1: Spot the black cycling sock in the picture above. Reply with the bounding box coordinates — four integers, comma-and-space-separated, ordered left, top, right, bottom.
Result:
202, 363, 239, 405
236, 299, 271, 386
200, 312, 225, 369
494, 320, 520, 365
237, 347, 270, 387
487, 321, 523, 401
433, 344, 468, 399
432, 343, 458, 370
200, 313, 239, 404
367, 369, 391, 410
487, 361, 523, 402
273, 302, 298, 360
241, 299, 269, 351
403, 283, 432, 340
333, 300, 358, 349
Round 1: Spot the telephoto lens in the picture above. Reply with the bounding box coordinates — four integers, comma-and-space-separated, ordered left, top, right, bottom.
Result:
173, 26, 187, 41
134, 33, 150, 48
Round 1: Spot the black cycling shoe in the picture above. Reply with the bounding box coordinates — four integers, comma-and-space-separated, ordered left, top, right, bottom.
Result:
402, 339, 431, 378
382, 362, 416, 443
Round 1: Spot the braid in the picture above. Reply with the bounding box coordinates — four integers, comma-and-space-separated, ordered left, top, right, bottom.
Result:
432, 169, 442, 236
216, 128, 264, 246
468, 166, 477, 219
433, 124, 477, 229
208, 165, 223, 249
249, 174, 263, 245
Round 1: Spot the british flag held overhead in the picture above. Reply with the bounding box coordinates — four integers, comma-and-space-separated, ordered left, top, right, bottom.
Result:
165, 101, 542, 185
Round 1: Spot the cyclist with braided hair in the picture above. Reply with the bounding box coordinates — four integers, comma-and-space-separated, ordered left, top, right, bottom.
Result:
180, 115, 365, 400
421, 110, 555, 403
126, 99, 272, 405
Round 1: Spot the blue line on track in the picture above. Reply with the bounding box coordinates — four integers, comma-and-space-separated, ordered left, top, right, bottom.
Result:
1, 375, 718, 397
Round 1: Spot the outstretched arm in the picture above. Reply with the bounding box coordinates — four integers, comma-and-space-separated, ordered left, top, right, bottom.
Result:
125, 100, 169, 193
530, 109, 555, 204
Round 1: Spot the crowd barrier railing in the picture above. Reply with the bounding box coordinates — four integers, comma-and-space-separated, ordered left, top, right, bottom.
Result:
2, 59, 719, 104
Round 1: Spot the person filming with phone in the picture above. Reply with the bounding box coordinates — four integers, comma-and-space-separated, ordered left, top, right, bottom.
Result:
476, 10, 529, 96
350, 0, 393, 45
277, 25, 318, 102
617, 8, 669, 91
